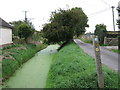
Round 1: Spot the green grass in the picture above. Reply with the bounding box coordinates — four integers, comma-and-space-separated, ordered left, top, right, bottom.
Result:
80, 38, 93, 44
2, 43, 47, 80
111, 49, 120, 54
46, 42, 120, 88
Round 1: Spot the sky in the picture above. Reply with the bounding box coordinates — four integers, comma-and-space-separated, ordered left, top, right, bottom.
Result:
0, 0, 119, 33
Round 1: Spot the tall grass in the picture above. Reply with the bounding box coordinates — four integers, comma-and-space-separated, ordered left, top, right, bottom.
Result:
46, 42, 120, 88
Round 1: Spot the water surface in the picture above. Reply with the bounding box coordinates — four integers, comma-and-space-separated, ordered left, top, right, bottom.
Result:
3, 45, 59, 88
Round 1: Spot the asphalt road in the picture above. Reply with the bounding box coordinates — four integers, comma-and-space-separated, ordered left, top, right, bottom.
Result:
74, 39, 119, 72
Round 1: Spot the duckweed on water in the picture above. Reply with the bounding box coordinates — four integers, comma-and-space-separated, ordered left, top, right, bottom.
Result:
3, 45, 59, 88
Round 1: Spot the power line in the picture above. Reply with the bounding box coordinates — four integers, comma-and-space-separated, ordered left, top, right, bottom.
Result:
89, 7, 111, 17
100, 0, 111, 7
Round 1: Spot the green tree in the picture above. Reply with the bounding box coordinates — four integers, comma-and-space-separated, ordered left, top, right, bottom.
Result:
94, 24, 107, 45
10, 20, 35, 37
18, 23, 34, 40
43, 7, 88, 44
117, 7, 120, 29
9, 21, 24, 36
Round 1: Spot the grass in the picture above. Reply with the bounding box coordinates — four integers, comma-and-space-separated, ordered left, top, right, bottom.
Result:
111, 49, 120, 54
46, 42, 120, 88
80, 38, 93, 44
2, 43, 47, 80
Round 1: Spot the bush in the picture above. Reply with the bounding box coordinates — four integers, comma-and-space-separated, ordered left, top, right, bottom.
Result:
18, 24, 34, 40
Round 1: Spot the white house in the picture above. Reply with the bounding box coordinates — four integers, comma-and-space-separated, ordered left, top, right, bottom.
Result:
0, 18, 12, 46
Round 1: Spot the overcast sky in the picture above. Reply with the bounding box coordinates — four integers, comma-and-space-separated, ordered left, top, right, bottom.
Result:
0, 0, 119, 33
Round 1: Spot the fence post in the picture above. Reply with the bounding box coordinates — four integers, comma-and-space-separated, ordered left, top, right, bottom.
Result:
93, 35, 104, 88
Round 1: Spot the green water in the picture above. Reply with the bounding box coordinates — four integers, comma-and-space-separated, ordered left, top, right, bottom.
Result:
3, 45, 59, 88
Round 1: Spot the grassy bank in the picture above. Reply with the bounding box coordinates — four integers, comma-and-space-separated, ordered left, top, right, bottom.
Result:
46, 42, 120, 88
80, 38, 93, 44
1, 43, 47, 80
111, 49, 120, 54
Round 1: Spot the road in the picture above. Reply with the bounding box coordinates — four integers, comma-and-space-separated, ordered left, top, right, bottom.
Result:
74, 39, 119, 72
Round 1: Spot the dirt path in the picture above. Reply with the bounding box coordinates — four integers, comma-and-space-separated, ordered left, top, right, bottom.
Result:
3, 45, 59, 88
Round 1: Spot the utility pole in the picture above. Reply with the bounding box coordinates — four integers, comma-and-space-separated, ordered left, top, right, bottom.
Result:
23, 11, 28, 23
111, 6, 115, 31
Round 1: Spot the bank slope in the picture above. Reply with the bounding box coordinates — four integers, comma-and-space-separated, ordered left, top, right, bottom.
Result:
46, 42, 120, 88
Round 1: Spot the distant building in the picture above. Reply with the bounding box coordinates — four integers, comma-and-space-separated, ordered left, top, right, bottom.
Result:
106, 31, 120, 38
0, 18, 13, 46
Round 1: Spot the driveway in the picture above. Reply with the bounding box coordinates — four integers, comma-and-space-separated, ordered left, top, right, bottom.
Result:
74, 39, 119, 72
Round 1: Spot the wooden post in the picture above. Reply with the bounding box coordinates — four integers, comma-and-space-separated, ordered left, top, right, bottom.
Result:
93, 35, 104, 88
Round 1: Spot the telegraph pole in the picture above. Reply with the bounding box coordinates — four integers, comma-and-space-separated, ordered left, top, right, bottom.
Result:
111, 6, 115, 31
23, 11, 28, 23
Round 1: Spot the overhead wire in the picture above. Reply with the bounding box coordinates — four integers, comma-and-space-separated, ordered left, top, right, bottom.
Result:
88, 7, 111, 18
88, 0, 114, 18
100, 0, 112, 7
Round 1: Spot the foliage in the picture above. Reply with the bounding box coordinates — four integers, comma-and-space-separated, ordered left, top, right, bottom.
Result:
46, 42, 120, 88
10, 20, 35, 37
31, 31, 44, 42
118, 36, 120, 50
117, 7, 120, 29
18, 24, 34, 40
94, 24, 107, 45
43, 7, 88, 44
9, 21, 24, 36
117, 20, 120, 29
2, 43, 47, 79
111, 49, 120, 54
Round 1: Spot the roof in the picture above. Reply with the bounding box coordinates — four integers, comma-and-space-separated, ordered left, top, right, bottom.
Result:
0, 18, 12, 28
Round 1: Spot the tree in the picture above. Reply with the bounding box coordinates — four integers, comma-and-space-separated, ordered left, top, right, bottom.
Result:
43, 7, 88, 44
9, 20, 24, 36
94, 24, 107, 45
117, 7, 120, 29
18, 23, 34, 40
10, 20, 35, 37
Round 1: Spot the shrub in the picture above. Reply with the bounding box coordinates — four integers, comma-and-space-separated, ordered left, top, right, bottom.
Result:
18, 24, 34, 40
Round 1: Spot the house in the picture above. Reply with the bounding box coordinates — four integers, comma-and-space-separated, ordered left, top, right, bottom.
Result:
0, 18, 12, 46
